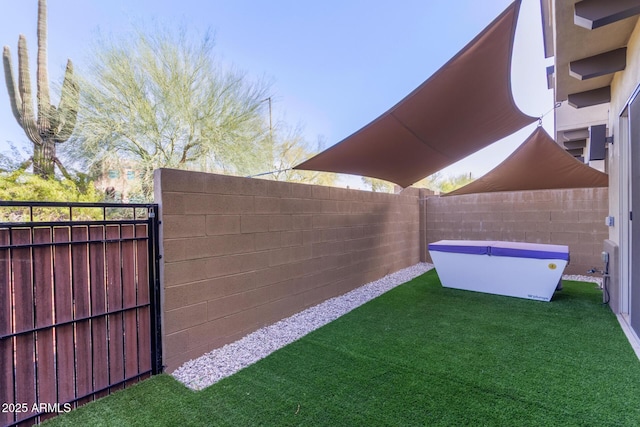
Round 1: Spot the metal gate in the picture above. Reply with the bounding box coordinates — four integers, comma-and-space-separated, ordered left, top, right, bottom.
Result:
0, 202, 162, 426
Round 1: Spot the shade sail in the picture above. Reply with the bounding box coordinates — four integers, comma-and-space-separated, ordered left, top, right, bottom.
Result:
443, 126, 608, 196
294, 0, 536, 187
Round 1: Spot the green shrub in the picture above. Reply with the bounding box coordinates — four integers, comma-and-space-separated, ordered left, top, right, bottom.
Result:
0, 172, 103, 222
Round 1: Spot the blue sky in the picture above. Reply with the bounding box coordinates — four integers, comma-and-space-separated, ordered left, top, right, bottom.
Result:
0, 0, 552, 184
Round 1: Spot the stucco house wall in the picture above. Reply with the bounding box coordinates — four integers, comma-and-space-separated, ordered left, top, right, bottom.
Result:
602, 18, 640, 320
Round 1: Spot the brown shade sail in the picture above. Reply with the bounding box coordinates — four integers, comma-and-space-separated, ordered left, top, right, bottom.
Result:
444, 126, 608, 196
294, 0, 536, 188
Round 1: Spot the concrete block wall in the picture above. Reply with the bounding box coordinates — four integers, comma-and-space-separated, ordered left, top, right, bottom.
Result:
155, 169, 423, 371
425, 188, 609, 275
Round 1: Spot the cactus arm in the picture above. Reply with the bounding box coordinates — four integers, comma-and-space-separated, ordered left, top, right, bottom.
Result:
53, 156, 71, 180
18, 157, 34, 173
36, 0, 51, 134
3, 46, 23, 125
17, 35, 42, 145
54, 60, 79, 143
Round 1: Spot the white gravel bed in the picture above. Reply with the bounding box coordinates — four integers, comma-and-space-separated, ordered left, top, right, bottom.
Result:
562, 274, 603, 287
172, 262, 434, 390
172, 265, 603, 390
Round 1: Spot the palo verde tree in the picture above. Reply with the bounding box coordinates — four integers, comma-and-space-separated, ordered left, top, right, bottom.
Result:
361, 176, 394, 193
256, 123, 337, 186
413, 172, 476, 193
66, 24, 271, 200
3, 0, 79, 179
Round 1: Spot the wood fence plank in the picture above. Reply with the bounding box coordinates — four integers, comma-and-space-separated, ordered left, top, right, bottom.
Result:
88, 225, 109, 399
0, 228, 15, 426
121, 225, 139, 382
12, 228, 36, 423
138, 306, 152, 374
136, 224, 150, 306
33, 228, 57, 409
54, 227, 75, 404
135, 224, 151, 374
2, 205, 158, 421
72, 226, 92, 404
106, 225, 124, 390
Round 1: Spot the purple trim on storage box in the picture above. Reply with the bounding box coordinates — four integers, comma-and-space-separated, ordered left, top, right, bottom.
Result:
490, 242, 569, 261
428, 240, 493, 255
428, 240, 570, 261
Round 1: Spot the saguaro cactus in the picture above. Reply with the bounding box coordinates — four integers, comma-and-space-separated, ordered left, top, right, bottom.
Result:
3, 0, 79, 179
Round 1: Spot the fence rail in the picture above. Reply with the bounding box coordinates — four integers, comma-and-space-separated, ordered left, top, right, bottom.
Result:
0, 202, 162, 426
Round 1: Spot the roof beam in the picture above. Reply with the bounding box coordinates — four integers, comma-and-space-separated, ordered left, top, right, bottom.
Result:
569, 47, 627, 80
563, 139, 587, 150
562, 129, 589, 141
574, 0, 640, 30
567, 86, 611, 108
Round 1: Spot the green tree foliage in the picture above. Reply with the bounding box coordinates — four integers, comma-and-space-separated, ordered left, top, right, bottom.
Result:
2, 0, 79, 179
360, 172, 474, 194
413, 172, 443, 192
361, 176, 395, 193
0, 171, 102, 222
0, 171, 101, 203
64, 25, 271, 200
257, 124, 337, 186
437, 172, 475, 193
413, 172, 475, 193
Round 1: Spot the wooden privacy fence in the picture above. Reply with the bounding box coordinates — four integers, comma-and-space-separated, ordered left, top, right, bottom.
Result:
0, 202, 162, 426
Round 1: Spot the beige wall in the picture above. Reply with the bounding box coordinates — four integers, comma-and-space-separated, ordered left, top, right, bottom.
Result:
155, 169, 423, 371
607, 18, 640, 314
424, 188, 609, 275
609, 17, 640, 246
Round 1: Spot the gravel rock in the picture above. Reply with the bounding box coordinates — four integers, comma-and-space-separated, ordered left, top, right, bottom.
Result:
562, 274, 603, 287
172, 262, 434, 390
172, 264, 604, 390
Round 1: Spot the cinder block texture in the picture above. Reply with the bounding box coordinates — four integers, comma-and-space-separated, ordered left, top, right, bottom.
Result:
157, 169, 422, 371
157, 168, 607, 372
425, 188, 609, 276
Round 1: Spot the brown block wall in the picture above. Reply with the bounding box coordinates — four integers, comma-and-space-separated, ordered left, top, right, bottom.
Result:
155, 169, 422, 371
425, 188, 609, 275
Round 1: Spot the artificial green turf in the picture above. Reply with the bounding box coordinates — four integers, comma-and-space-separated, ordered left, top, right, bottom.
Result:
44, 270, 640, 426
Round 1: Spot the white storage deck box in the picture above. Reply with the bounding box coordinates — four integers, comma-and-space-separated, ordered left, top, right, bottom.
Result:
428, 240, 569, 302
